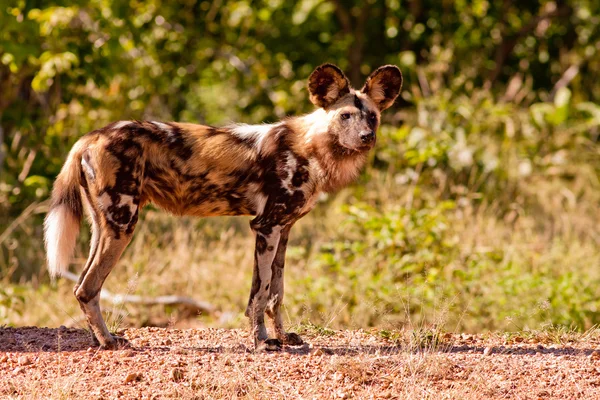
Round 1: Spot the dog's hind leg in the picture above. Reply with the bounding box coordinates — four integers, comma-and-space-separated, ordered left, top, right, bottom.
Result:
75, 229, 135, 349
74, 190, 103, 344
75, 186, 139, 349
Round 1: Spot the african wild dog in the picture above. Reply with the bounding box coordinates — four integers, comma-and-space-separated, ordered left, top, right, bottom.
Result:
44, 63, 402, 351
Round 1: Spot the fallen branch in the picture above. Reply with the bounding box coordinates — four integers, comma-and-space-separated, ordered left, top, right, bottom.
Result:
61, 271, 217, 316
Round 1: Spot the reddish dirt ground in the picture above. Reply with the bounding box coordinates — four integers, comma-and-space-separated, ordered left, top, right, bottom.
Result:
1, 326, 600, 399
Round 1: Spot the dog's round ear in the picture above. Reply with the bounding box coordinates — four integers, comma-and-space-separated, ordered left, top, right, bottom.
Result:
308, 64, 351, 109
361, 65, 402, 111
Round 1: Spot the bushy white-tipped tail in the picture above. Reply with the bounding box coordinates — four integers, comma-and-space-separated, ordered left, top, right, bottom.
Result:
44, 144, 85, 279
44, 204, 80, 279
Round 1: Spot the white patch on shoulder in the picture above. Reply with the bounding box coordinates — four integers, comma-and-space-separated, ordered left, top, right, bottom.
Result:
281, 151, 297, 194
113, 121, 132, 129
301, 109, 330, 144
230, 123, 277, 153
151, 121, 172, 133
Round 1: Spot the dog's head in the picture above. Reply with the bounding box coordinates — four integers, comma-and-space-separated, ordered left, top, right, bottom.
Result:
307, 64, 402, 153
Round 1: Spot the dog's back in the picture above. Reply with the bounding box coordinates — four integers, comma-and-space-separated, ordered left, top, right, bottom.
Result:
75, 120, 315, 218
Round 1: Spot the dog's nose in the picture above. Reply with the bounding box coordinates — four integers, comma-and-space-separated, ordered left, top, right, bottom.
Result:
360, 131, 375, 144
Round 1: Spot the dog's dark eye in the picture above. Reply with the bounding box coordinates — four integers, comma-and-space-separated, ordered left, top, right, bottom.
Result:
368, 113, 377, 124
341, 113, 351, 120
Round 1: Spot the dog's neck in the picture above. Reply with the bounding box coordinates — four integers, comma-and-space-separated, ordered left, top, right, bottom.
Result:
288, 110, 370, 193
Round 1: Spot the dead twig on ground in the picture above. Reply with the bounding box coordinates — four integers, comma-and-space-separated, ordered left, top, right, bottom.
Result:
60, 270, 217, 316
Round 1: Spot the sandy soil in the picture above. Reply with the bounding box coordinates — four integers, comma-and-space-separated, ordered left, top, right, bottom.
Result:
1, 326, 600, 399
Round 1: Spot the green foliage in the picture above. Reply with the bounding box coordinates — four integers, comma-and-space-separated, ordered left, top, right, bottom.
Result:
313, 200, 457, 316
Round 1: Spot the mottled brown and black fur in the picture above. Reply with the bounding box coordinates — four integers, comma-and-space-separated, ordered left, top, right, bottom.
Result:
44, 64, 402, 350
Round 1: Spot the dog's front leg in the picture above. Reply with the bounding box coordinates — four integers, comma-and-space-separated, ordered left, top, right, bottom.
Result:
246, 224, 282, 351
265, 224, 304, 346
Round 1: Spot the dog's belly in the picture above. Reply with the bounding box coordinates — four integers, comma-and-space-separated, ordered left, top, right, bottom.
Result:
141, 170, 262, 217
